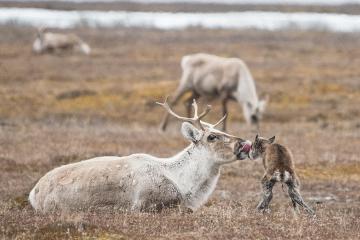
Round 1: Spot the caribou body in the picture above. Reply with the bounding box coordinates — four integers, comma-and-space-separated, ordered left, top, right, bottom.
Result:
29, 99, 251, 213
33, 29, 91, 55
161, 53, 267, 131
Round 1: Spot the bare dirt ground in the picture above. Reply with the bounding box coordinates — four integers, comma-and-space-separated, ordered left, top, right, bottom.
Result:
0, 26, 359, 239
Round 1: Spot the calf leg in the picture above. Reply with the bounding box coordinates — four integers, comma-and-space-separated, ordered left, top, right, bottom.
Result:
130, 190, 143, 212
286, 180, 315, 215
257, 177, 276, 212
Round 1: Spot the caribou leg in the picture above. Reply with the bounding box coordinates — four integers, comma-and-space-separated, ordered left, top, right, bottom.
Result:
160, 87, 188, 131
221, 97, 229, 131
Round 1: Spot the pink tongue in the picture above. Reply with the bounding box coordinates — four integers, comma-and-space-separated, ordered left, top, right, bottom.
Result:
241, 143, 251, 153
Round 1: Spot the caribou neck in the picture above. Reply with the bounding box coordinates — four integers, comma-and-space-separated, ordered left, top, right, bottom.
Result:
235, 66, 259, 105
163, 143, 220, 175
161, 144, 221, 208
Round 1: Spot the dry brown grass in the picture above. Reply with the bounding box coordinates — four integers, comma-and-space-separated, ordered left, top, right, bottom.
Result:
0, 26, 360, 239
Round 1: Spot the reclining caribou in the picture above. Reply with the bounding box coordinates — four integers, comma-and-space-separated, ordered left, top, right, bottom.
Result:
32, 28, 91, 55
161, 53, 268, 131
29, 99, 252, 213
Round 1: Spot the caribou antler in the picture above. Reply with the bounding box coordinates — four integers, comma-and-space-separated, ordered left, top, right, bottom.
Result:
200, 114, 227, 129
156, 97, 211, 130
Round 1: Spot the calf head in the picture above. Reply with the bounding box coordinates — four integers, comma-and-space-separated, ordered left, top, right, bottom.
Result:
249, 134, 275, 160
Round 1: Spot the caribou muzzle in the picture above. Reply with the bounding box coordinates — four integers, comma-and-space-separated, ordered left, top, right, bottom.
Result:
234, 139, 252, 160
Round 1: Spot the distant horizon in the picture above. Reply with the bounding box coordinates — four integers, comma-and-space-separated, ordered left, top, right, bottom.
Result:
1, 0, 360, 6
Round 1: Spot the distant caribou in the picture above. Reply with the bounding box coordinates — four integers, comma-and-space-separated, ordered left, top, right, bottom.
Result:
32, 28, 91, 55
161, 53, 267, 131
29, 99, 251, 213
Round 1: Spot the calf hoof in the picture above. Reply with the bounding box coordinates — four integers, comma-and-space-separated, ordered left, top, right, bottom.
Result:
305, 208, 316, 217
257, 206, 271, 214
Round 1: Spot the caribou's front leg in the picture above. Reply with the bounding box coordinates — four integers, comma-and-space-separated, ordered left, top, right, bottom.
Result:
221, 98, 229, 131
160, 88, 188, 131
130, 187, 145, 212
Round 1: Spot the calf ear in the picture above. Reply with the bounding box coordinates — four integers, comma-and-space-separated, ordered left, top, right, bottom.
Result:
181, 122, 202, 143
268, 136, 275, 144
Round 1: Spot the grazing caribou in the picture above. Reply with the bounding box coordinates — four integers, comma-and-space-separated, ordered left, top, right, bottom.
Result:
29, 99, 251, 213
32, 28, 91, 55
249, 135, 315, 215
161, 53, 267, 131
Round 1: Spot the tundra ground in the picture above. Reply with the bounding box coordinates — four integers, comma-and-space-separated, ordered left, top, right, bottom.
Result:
0, 26, 359, 239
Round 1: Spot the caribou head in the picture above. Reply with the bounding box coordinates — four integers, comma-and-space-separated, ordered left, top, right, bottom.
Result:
157, 97, 251, 163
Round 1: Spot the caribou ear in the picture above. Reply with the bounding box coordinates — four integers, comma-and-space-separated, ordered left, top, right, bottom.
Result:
268, 136, 275, 144
258, 100, 267, 113
181, 122, 202, 143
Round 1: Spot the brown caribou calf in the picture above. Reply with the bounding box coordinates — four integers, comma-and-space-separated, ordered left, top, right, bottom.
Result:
249, 135, 315, 215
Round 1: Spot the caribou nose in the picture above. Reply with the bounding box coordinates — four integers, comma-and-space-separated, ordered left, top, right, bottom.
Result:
234, 141, 242, 153
234, 140, 250, 154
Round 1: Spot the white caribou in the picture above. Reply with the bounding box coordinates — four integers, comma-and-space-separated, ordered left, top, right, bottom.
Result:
161, 53, 268, 131
29, 99, 251, 213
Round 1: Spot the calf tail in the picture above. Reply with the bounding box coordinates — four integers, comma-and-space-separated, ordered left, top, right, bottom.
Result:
271, 170, 292, 182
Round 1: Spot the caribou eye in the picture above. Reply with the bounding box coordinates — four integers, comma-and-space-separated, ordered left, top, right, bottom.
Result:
207, 134, 218, 142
